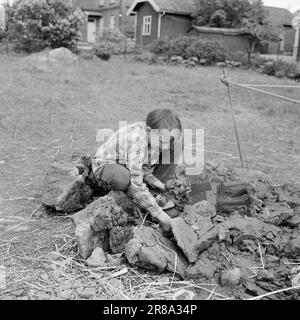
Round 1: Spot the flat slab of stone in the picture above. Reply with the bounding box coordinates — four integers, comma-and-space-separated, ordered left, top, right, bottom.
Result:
261, 202, 294, 226
221, 217, 282, 244
170, 217, 199, 263
124, 226, 188, 278
276, 184, 300, 209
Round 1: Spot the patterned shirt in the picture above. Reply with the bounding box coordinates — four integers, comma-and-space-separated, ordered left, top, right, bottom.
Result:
92, 122, 164, 218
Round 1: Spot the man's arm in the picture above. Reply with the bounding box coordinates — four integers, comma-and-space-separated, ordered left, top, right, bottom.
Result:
127, 143, 171, 230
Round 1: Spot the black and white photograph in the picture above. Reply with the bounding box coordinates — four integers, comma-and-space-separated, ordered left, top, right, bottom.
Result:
0, 0, 299, 305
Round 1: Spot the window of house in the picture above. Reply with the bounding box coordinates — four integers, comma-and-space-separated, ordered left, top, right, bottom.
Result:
110, 15, 115, 29
110, 0, 115, 4
142, 16, 152, 36
99, 0, 104, 6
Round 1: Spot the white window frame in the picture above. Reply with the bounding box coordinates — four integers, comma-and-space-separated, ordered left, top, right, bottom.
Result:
110, 15, 115, 29
143, 15, 152, 36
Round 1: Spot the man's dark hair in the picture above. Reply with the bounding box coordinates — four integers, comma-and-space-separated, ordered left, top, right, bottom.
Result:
146, 109, 182, 131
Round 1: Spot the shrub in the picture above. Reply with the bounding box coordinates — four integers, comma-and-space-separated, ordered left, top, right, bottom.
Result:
149, 37, 170, 55
150, 36, 229, 64
185, 40, 228, 63
209, 10, 227, 28
168, 36, 195, 59
262, 60, 298, 78
6, 0, 83, 53
94, 42, 113, 60
95, 28, 126, 55
132, 51, 158, 64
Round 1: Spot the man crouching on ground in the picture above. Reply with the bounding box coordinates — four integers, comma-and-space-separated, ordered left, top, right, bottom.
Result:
92, 109, 182, 232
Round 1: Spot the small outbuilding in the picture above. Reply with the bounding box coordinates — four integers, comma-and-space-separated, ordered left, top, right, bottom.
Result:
127, 0, 194, 47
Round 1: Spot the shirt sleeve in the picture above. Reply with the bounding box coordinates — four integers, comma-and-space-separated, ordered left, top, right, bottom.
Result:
126, 136, 164, 219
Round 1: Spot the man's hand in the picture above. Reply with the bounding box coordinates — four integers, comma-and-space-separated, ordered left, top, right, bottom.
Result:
152, 179, 166, 191
157, 211, 172, 232
144, 174, 166, 191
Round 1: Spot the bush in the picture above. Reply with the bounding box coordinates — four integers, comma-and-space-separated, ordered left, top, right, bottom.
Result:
132, 51, 158, 64
6, 0, 83, 53
185, 40, 227, 63
94, 42, 112, 61
209, 10, 227, 28
150, 36, 229, 64
95, 28, 126, 55
168, 36, 195, 59
262, 60, 298, 79
149, 37, 170, 55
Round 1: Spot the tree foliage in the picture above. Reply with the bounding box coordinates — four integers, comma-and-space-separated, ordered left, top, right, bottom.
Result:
193, 0, 281, 65
5, 0, 84, 52
193, 0, 254, 28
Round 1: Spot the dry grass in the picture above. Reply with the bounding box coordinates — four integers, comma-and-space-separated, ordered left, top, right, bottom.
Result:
0, 53, 299, 300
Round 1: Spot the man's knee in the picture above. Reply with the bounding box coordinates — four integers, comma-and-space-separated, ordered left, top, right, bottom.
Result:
101, 164, 130, 191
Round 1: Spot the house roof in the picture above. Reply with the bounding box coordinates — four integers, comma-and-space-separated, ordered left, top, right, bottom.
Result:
190, 25, 248, 36
127, 0, 195, 16
73, 0, 133, 11
73, 0, 102, 12
264, 6, 294, 27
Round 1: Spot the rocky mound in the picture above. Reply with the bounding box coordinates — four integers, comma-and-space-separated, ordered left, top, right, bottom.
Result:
42, 155, 300, 300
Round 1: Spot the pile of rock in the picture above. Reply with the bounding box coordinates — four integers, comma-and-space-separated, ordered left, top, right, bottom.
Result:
217, 60, 242, 68
42, 155, 300, 299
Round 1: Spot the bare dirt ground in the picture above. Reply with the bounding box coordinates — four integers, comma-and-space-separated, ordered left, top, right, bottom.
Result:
0, 54, 299, 300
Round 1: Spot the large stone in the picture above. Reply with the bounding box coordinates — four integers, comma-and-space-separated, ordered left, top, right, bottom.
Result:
216, 182, 255, 215
185, 257, 218, 279
185, 200, 216, 219
23, 48, 78, 72
261, 202, 294, 226
170, 217, 199, 263
72, 191, 139, 259
72, 191, 137, 231
75, 223, 94, 260
86, 247, 106, 267
48, 47, 78, 64
286, 207, 300, 228
283, 236, 300, 258
42, 160, 92, 212
185, 177, 211, 204
276, 184, 300, 209
124, 226, 188, 278
221, 217, 281, 244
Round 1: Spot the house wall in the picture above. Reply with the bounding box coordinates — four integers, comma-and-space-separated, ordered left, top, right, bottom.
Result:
78, 16, 101, 42
160, 14, 192, 39
75, 0, 135, 42
283, 29, 295, 54
135, 2, 159, 47
188, 29, 251, 53
266, 27, 295, 55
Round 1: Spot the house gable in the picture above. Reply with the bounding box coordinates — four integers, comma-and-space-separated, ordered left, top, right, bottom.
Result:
128, 0, 194, 16
135, 2, 159, 46
264, 6, 294, 27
